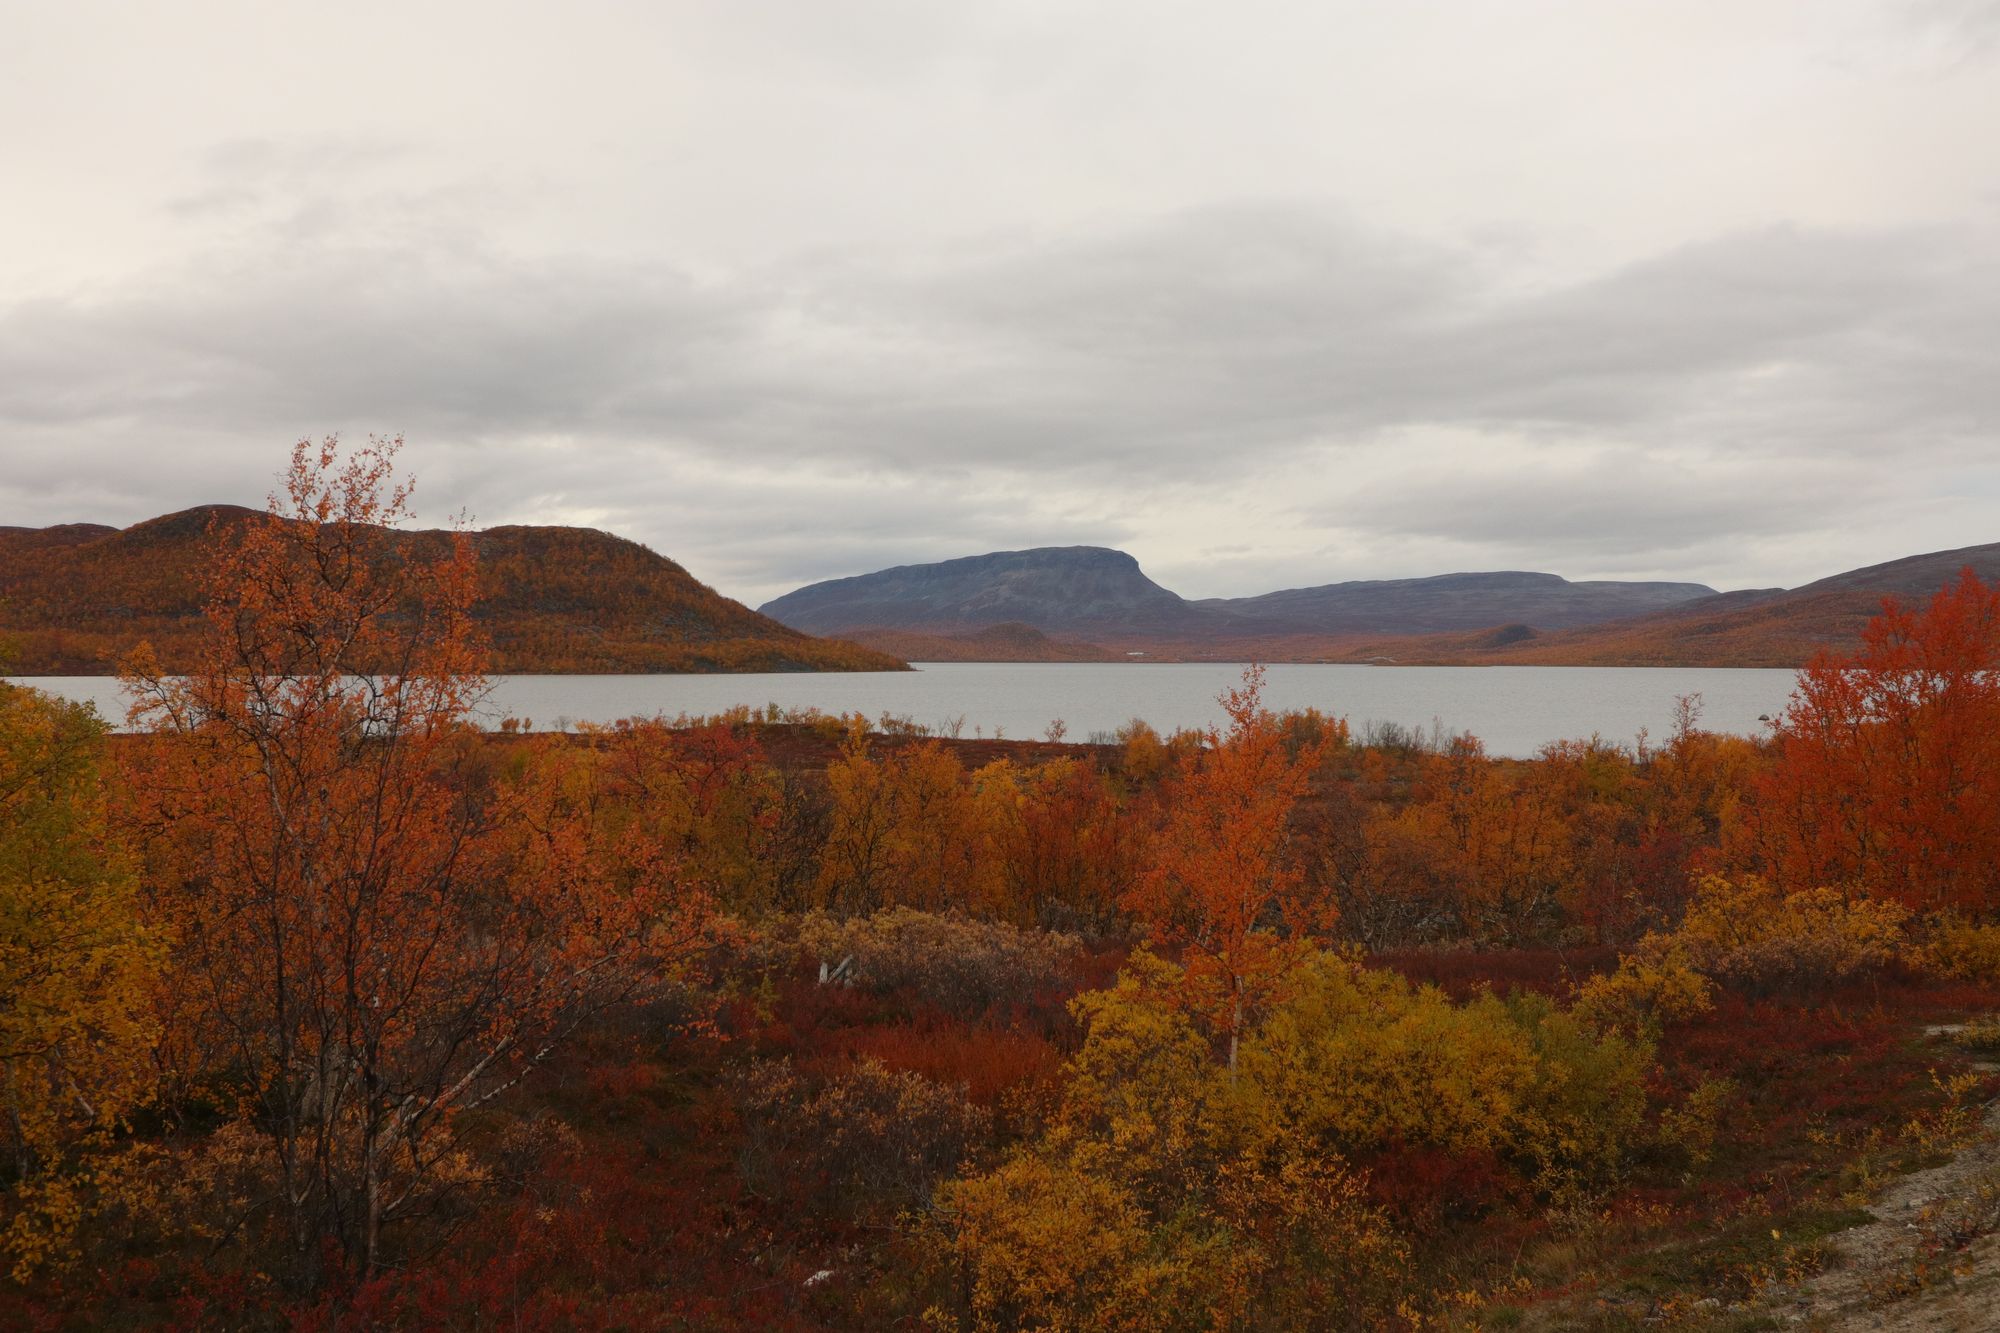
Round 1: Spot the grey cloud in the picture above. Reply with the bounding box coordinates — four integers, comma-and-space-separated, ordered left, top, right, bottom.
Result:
5, 204, 1992, 467
1329, 450, 1879, 555
2, 200, 1996, 599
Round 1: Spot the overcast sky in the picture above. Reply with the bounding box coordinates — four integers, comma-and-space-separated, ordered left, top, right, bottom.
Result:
3, 1, 1997, 605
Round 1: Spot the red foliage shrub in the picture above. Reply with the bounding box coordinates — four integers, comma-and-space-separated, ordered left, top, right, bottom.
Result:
826, 1020, 1064, 1106
1368, 947, 1619, 1000
1358, 1142, 1522, 1227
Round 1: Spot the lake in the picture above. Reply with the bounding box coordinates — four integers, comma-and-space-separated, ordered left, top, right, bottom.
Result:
11, 663, 1798, 758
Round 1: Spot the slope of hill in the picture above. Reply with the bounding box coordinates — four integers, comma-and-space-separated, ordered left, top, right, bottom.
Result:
0, 508, 907, 675
1357, 541, 2000, 667
840, 622, 1126, 662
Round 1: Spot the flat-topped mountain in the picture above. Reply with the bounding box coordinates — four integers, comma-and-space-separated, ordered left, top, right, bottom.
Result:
761, 547, 1719, 646
760, 546, 1197, 634
0, 507, 906, 675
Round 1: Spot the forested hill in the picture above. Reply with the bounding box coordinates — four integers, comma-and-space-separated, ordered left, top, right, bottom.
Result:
0, 506, 907, 675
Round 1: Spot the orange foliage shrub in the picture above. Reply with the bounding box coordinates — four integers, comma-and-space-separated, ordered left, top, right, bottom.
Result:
987, 756, 1142, 935
816, 734, 1006, 913
119, 439, 705, 1288
1125, 666, 1332, 1070
1741, 570, 2000, 914
597, 717, 782, 911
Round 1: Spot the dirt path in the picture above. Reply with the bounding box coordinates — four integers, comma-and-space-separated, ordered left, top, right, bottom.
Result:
1765, 1029, 2000, 1331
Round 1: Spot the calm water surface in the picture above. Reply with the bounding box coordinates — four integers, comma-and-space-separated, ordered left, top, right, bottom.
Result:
13, 664, 1798, 758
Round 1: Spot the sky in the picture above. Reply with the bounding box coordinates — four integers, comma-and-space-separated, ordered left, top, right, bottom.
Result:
3, 1, 1997, 606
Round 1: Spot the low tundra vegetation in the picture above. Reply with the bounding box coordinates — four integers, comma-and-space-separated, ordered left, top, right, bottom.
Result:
5, 441, 2000, 1327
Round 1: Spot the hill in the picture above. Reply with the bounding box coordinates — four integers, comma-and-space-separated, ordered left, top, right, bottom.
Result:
0, 507, 907, 675
1353, 541, 2000, 667
761, 547, 1719, 647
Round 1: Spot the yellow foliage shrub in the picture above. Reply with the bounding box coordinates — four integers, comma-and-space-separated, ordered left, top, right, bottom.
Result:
930, 1153, 1201, 1333
1581, 875, 1909, 1035
1208, 1150, 1410, 1326
1059, 953, 1226, 1202
1574, 950, 1714, 1036
1239, 963, 1539, 1160
1923, 919, 2000, 983
0, 684, 162, 1278
1235, 955, 1648, 1188
929, 948, 1638, 1328
1670, 875, 1907, 990
1657, 1077, 1737, 1169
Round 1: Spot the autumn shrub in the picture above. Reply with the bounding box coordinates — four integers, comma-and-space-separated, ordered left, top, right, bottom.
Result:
734, 1057, 989, 1217
1921, 918, 2000, 983
1507, 992, 1653, 1191
922, 943, 1649, 1328
1058, 955, 1227, 1204
1276, 706, 1350, 761
1124, 667, 1334, 1071
1581, 875, 1909, 1033
1205, 1149, 1411, 1326
1065, 950, 1652, 1203
1234, 953, 1649, 1198
597, 717, 783, 913
0, 683, 160, 1279
794, 908, 1081, 1018
986, 756, 1142, 937
117, 441, 703, 1292
1238, 960, 1540, 1164
1571, 947, 1713, 1037
1656, 1077, 1737, 1169
927, 954, 1419, 1329
1741, 570, 2000, 915
1675, 874, 1908, 990
831, 1020, 1063, 1108
928, 1153, 1200, 1333
1949, 1014, 2000, 1055
1113, 719, 1171, 787
814, 735, 1009, 913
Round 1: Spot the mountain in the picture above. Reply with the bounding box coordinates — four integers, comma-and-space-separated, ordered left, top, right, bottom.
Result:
0, 507, 907, 675
760, 547, 1197, 635
1355, 541, 2000, 667
761, 547, 1719, 646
